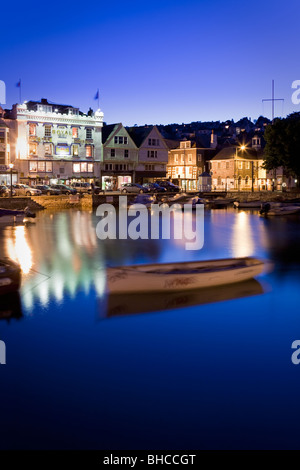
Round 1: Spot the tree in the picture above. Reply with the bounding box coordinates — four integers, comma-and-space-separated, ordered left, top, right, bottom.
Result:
263, 112, 300, 179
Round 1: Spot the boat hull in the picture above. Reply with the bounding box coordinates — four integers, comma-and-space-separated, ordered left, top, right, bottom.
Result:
0, 259, 22, 295
106, 257, 265, 293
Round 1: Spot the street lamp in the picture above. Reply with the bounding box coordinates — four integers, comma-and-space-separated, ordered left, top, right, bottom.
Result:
8, 163, 14, 198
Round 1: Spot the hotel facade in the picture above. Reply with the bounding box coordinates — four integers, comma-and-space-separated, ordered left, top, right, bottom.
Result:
4, 98, 104, 185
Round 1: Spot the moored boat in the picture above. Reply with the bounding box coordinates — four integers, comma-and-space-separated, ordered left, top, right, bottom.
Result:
0, 258, 22, 295
106, 256, 265, 293
260, 203, 300, 216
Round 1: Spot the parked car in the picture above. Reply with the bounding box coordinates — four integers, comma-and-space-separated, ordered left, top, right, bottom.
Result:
13, 184, 42, 196
71, 182, 91, 194
155, 181, 180, 193
142, 182, 167, 193
0, 185, 11, 197
121, 183, 149, 194
5, 185, 17, 197
50, 184, 77, 195
35, 185, 61, 195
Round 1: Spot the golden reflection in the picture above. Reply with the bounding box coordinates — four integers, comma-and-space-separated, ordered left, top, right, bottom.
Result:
5, 226, 33, 274
232, 212, 254, 258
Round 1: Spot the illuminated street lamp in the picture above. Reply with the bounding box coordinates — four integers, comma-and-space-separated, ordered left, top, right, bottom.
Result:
9, 163, 14, 198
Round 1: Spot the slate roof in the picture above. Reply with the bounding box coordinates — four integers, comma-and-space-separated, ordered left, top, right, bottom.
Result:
211, 147, 259, 161
102, 123, 120, 144
126, 126, 153, 147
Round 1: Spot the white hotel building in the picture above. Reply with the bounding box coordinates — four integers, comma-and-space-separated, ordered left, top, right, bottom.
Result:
9, 98, 104, 184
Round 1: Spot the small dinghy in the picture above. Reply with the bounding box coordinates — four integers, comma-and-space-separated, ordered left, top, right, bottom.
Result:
260, 203, 300, 216
0, 258, 22, 294
106, 257, 265, 293
0, 207, 36, 224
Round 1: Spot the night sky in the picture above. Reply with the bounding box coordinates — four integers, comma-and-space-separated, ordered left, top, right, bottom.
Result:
2, 0, 300, 125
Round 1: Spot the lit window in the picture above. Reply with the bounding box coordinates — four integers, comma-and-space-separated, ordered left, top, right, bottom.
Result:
86, 145, 92, 157
81, 163, 87, 172
44, 143, 52, 156
29, 161, 37, 172
88, 164, 94, 173
44, 125, 51, 138
174, 154, 178, 162
46, 162, 53, 172
29, 123, 36, 136
72, 127, 78, 138
37, 162, 45, 172
73, 145, 79, 156
246, 162, 250, 169
238, 161, 243, 169
188, 154, 192, 163
29, 143, 37, 155
73, 163, 80, 173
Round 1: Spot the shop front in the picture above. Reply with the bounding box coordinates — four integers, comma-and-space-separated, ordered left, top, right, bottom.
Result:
0, 165, 18, 185
101, 173, 132, 191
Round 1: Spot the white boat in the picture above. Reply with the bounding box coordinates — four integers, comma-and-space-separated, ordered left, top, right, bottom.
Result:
260, 203, 300, 216
234, 201, 262, 208
0, 207, 36, 224
106, 257, 265, 293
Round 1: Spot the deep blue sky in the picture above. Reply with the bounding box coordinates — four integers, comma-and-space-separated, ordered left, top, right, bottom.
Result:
1, 0, 300, 125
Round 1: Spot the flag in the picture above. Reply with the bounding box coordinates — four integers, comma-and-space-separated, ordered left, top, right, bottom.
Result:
94, 90, 99, 100
16, 80, 21, 88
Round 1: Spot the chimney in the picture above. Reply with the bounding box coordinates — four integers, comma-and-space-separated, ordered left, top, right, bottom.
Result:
210, 129, 217, 149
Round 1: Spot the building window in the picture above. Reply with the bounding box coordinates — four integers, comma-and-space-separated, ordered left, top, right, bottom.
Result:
245, 176, 249, 185
86, 128, 92, 139
37, 162, 45, 172
44, 125, 51, 138
174, 154, 178, 162
0, 130, 5, 143
73, 145, 79, 156
86, 145, 93, 157
46, 162, 53, 173
147, 150, 157, 158
114, 136, 118, 144
72, 127, 78, 138
246, 162, 250, 169
29, 123, 36, 136
188, 154, 192, 163
238, 161, 243, 169
81, 163, 87, 172
29, 143, 38, 155
29, 161, 37, 172
118, 136, 123, 144
148, 138, 159, 146
44, 143, 52, 156
124, 137, 128, 144
88, 163, 94, 173
111, 149, 115, 157
198, 154, 202, 162
124, 149, 129, 158
73, 163, 80, 173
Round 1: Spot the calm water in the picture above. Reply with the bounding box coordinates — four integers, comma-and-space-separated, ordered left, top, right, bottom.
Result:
0, 207, 300, 449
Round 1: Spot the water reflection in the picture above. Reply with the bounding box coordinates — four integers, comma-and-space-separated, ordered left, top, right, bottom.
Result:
99, 278, 264, 319
0, 292, 23, 322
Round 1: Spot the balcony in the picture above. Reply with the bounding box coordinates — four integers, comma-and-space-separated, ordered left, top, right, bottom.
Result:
85, 139, 93, 144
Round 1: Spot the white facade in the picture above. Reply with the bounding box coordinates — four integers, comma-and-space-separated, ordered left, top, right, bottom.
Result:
11, 101, 104, 183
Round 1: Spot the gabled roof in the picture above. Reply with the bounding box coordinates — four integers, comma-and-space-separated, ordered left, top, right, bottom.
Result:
102, 123, 120, 144
164, 139, 180, 150
126, 126, 153, 147
211, 146, 259, 161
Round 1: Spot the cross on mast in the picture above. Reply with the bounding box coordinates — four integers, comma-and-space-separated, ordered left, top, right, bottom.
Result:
262, 79, 284, 121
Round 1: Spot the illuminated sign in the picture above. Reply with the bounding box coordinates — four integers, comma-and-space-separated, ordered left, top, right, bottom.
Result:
56, 145, 70, 156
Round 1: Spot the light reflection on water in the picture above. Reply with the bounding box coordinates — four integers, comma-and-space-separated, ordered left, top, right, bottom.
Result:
1, 207, 300, 450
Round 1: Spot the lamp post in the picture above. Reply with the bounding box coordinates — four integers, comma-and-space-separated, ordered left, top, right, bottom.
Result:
8, 163, 14, 198
235, 145, 245, 192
